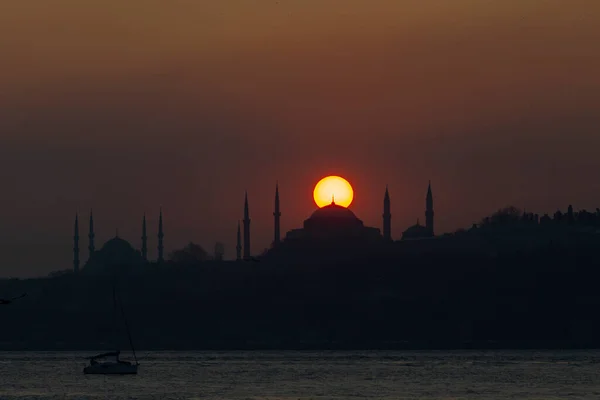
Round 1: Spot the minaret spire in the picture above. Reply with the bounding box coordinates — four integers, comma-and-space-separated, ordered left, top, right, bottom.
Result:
425, 181, 434, 236
141, 213, 148, 263
73, 213, 80, 273
236, 220, 242, 261
383, 185, 392, 241
243, 192, 251, 260
273, 183, 281, 246
157, 207, 164, 263
88, 209, 95, 262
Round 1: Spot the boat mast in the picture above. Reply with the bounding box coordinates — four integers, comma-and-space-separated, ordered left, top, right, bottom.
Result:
118, 284, 139, 365
112, 278, 118, 354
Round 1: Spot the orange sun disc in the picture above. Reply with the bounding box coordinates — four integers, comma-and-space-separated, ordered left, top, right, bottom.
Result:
313, 176, 354, 208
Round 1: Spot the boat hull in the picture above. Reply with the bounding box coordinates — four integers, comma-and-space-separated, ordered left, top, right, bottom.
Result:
83, 362, 138, 375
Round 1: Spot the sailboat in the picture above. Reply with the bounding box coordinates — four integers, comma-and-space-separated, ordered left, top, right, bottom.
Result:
84, 280, 139, 375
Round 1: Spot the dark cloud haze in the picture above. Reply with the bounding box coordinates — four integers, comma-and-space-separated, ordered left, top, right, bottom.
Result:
1, 1, 599, 276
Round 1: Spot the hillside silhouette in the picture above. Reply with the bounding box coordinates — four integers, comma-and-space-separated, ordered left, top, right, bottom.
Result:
1, 206, 600, 350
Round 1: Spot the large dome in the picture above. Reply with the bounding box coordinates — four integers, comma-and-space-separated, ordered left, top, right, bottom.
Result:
100, 236, 135, 253
84, 235, 142, 272
275, 201, 383, 244
303, 203, 365, 235
309, 203, 359, 221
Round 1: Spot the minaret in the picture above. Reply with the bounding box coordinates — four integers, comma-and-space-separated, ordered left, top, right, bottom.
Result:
425, 181, 434, 236
236, 221, 242, 261
273, 183, 281, 246
383, 185, 391, 241
157, 207, 164, 263
73, 213, 80, 273
88, 209, 95, 262
141, 213, 148, 262
243, 192, 251, 260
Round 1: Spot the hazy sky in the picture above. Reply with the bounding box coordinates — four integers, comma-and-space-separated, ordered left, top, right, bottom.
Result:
1, 1, 599, 277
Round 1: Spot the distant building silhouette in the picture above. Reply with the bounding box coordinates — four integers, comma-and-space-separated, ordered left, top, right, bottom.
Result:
383, 185, 391, 241
426, 181, 434, 236
568, 204, 574, 224
214, 242, 224, 261
540, 214, 552, 225
236, 221, 242, 261
243, 192, 251, 260
141, 213, 148, 263
73, 213, 80, 273
273, 183, 281, 246
157, 207, 164, 264
554, 210, 563, 222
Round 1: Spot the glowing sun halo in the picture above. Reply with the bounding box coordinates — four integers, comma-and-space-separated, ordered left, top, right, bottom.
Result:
313, 176, 354, 208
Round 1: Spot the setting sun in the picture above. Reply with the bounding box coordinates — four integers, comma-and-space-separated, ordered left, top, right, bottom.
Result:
313, 176, 354, 208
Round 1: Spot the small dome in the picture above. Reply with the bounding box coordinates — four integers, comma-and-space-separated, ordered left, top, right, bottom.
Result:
402, 220, 433, 240
309, 203, 359, 221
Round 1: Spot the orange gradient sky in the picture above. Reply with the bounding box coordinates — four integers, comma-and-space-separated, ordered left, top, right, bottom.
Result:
0, 1, 599, 276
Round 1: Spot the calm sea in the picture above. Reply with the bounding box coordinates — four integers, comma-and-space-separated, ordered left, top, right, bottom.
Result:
1, 350, 599, 399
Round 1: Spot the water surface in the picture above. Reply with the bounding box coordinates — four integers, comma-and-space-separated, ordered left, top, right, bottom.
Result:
1, 350, 599, 399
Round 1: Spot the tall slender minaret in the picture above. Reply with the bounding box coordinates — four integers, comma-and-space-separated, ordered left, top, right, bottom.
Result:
73, 213, 80, 273
243, 192, 251, 260
236, 221, 242, 261
425, 181, 434, 236
157, 207, 164, 263
383, 185, 392, 241
88, 209, 95, 262
273, 183, 281, 246
141, 213, 148, 262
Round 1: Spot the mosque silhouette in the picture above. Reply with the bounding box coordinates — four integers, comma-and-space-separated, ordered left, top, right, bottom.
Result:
72, 183, 435, 271
72, 209, 163, 273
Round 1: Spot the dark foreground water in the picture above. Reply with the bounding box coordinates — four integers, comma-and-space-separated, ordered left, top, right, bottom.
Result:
1, 350, 600, 399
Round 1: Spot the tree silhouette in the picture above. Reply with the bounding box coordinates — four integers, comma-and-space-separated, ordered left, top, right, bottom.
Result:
480, 206, 522, 226
168, 242, 209, 264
